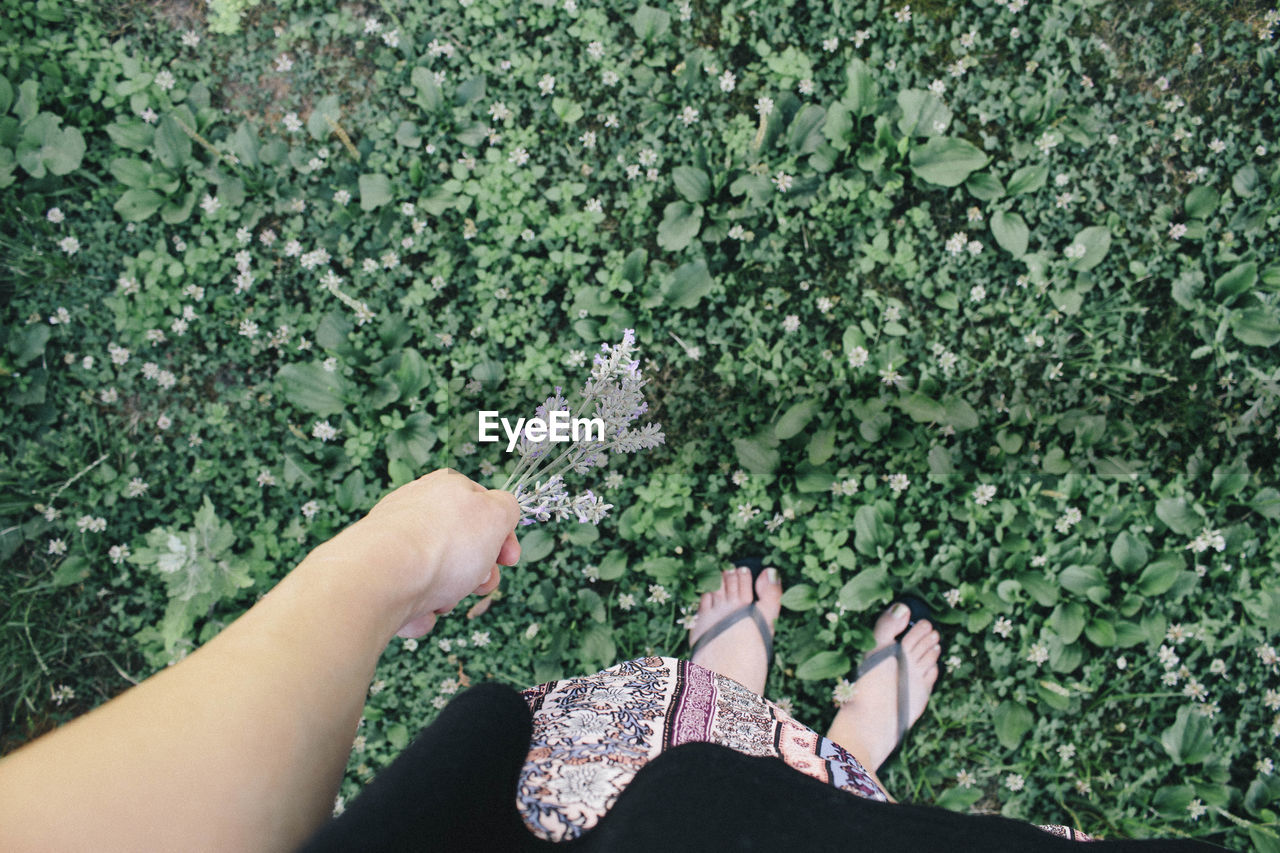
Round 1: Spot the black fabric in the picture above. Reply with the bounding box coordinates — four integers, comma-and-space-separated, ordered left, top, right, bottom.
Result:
299, 683, 1229, 853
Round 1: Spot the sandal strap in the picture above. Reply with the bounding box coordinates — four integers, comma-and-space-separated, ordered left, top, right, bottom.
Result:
690, 603, 775, 669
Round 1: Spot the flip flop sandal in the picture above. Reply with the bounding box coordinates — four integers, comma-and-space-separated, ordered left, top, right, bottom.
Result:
688, 556, 775, 671
855, 595, 937, 753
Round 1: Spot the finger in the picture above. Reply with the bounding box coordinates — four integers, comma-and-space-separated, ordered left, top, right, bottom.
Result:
473, 565, 502, 597
497, 531, 521, 566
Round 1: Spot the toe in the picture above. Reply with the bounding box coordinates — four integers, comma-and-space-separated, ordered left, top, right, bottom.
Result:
903, 621, 936, 655
726, 565, 751, 604
872, 602, 911, 648
754, 567, 783, 622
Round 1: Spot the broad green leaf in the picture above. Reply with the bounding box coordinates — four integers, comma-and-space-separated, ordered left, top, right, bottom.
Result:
936, 785, 984, 811
852, 505, 892, 556
1137, 555, 1183, 596
927, 445, 955, 483
909, 137, 988, 186
665, 258, 713, 309
1211, 461, 1249, 498
519, 527, 555, 562
51, 555, 90, 587
941, 396, 979, 431
1060, 564, 1108, 603
598, 550, 627, 581
390, 348, 431, 400
897, 89, 952, 137
1161, 706, 1214, 765
990, 211, 1029, 257
657, 201, 703, 252
1185, 185, 1219, 219
358, 173, 393, 211
787, 104, 826, 154
306, 94, 342, 139
1066, 225, 1111, 271
672, 166, 710, 203
1153, 785, 1196, 818
1213, 262, 1256, 302
838, 564, 889, 610
411, 68, 443, 112
844, 58, 877, 116
1006, 163, 1048, 195
0, 75, 11, 115
775, 399, 820, 440
822, 101, 854, 147
114, 188, 164, 221
1229, 308, 1280, 346
994, 700, 1033, 750
1084, 618, 1117, 647
394, 121, 421, 147
1250, 487, 1280, 520
276, 362, 349, 416
551, 96, 584, 124
965, 171, 1005, 201
160, 189, 196, 224
1049, 602, 1086, 643
780, 584, 819, 611
154, 114, 192, 169
1019, 571, 1059, 607
630, 4, 670, 41
9, 324, 50, 366
1110, 531, 1149, 573
579, 623, 616, 669
796, 650, 851, 681
807, 427, 837, 465
621, 248, 647, 284
733, 435, 779, 475
454, 75, 486, 107
105, 119, 154, 151
1233, 163, 1258, 198
896, 392, 946, 423
1155, 497, 1201, 536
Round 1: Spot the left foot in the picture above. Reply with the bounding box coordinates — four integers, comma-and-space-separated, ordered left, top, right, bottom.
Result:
688, 566, 782, 695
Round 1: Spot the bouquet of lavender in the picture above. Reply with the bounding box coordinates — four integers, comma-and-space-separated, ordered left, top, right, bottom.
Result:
500, 329, 665, 525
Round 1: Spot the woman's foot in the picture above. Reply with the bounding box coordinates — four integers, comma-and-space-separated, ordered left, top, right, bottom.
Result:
826, 603, 941, 772
688, 566, 782, 695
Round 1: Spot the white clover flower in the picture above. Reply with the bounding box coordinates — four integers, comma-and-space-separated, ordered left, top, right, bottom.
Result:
943, 588, 962, 607
538, 73, 556, 95
48, 538, 67, 555
772, 172, 793, 192
973, 484, 997, 505
718, 70, 736, 92
832, 679, 857, 704
155, 69, 175, 90
312, 421, 338, 441
847, 346, 869, 368
782, 315, 800, 333
824, 36, 841, 51
1026, 642, 1049, 665
58, 236, 81, 255
993, 616, 1013, 637
894, 4, 912, 23
679, 106, 699, 126
46, 207, 64, 223
646, 584, 669, 604
888, 473, 910, 495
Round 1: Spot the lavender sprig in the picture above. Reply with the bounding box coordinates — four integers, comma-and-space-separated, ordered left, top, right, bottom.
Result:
500, 329, 664, 525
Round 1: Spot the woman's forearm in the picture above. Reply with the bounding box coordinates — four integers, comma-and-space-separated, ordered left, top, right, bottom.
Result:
0, 547, 401, 853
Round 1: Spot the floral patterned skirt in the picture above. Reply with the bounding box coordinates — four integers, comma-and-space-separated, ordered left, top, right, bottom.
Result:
516, 656, 887, 842
515, 656, 1096, 843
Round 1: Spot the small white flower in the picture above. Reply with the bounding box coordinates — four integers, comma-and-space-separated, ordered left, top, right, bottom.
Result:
301, 500, 320, 519
312, 421, 338, 441
719, 70, 736, 92
154, 69, 176, 91
755, 96, 774, 117
538, 73, 556, 95
973, 484, 997, 505
46, 207, 65, 223
58, 236, 81, 255
275, 54, 293, 72
772, 172, 793, 192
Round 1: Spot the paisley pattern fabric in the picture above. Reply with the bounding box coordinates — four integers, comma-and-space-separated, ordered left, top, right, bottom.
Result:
517, 657, 888, 842
516, 656, 1096, 843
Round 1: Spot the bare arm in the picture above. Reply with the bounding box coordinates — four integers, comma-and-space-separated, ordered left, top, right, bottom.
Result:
0, 469, 520, 853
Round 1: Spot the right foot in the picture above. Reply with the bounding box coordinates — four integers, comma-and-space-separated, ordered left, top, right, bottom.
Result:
688, 566, 783, 696
826, 603, 941, 771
